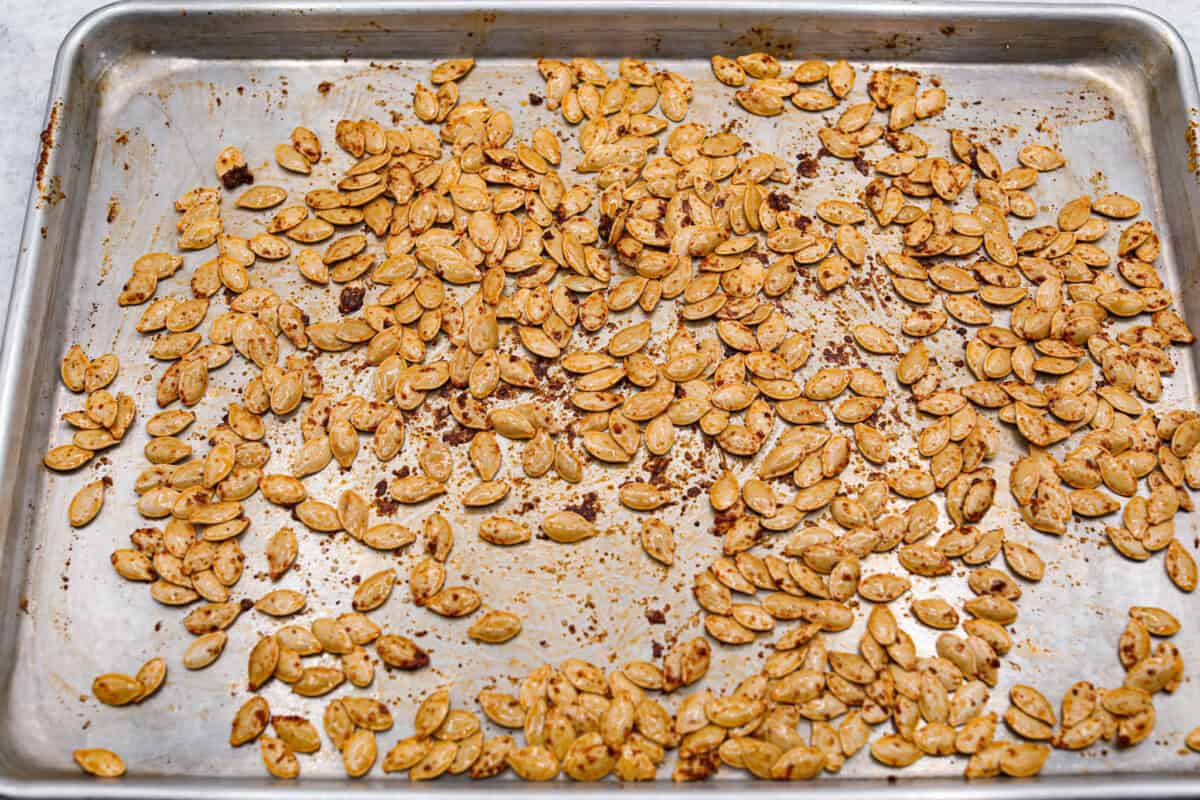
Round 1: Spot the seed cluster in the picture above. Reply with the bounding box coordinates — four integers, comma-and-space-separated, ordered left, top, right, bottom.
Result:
53, 51, 1200, 782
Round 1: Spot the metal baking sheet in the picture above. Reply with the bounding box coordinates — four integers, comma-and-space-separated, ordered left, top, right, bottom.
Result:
6, 0, 1200, 796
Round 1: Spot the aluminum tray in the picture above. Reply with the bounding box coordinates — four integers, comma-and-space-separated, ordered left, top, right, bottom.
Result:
7, 0, 1200, 796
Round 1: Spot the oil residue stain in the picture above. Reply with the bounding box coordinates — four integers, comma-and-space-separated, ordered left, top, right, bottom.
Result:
35, 99, 62, 202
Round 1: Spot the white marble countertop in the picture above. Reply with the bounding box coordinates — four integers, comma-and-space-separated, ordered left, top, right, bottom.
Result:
2, 0, 1198, 318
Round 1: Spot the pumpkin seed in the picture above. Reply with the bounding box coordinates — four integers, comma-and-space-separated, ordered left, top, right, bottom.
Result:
74, 748, 126, 777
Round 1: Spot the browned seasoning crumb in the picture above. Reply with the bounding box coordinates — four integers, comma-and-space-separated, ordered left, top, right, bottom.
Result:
564, 491, 600, 522
219, 164, 253, 190
338, 285, 365, 314
796, 152, 819, 178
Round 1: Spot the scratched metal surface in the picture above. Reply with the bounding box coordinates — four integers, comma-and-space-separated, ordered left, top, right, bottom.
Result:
3, 1, 1200, 796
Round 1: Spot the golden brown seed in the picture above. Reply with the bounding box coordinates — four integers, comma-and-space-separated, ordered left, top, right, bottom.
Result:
376, 634, 429, 670
1166, 538, 1198, 592
92, 673, 143, 706
293, 666, 346, 697
231, 696, 271, 746
68, 480, 107, 527
260, 736, 299, 779
255, 589, 306, 617
353, 569, 396, 612
183, 631, 227, 670
871, 734, 922, 767
468, 610, 522, 643
132, 656, 166, 702
74, 748, 126, 777
541, 510, 598, 543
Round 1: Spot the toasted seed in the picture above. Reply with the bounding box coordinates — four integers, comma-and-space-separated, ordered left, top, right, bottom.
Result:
1010, 685, 1056, 726
353, 569, 396, 612
338, 728, 376, 778
68, 480, 107, 527
1000, 742, 1049, 777
342, 697, 393, 732
260, 736, 299, 779
1093, 192, 1141, 218
247, 635, 280, 692
92, 673, 143, 706
912, 597, 959, 629
264, 528, 298, 581
406, 739, 456, 781
640, 518, 675, 565
1166, 538, 1198, 592
376, 634, 429, 670
74, 748, 126, 777
1129, 606, 1180, 636
871, 734, 922, 767
231, 696, 271, 746
427, 586, 481, 617
255, 589, 306, 617
272, 716, 320, 754
293, 666, 345, 697
542, 510, 597, 543
131, 657, 166, 703
182, 630, 228, 670
319, 699, 354, 752
382, 735, 431, 773
468, 610, 522, 643
310, 617, 352, 654
44, 444, 93, 471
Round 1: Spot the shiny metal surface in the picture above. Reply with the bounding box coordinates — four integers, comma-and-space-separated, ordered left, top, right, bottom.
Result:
5, 1, 1200, 796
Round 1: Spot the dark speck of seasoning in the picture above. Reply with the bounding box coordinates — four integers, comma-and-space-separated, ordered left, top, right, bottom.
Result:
219, 164, 253, 190
645, 608, 666, 625
374, 496, 399, 516
528, 93, 543, 106
443, 425, 473, 446
651, 641, 663, 659
564, 491, 600, 522
796, 152, 819, 178
598, 213, 613, 242
317, 81, 333, 94
642, 455, 670, 484
712, 507, 744, 537
338, 285, 365, 314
